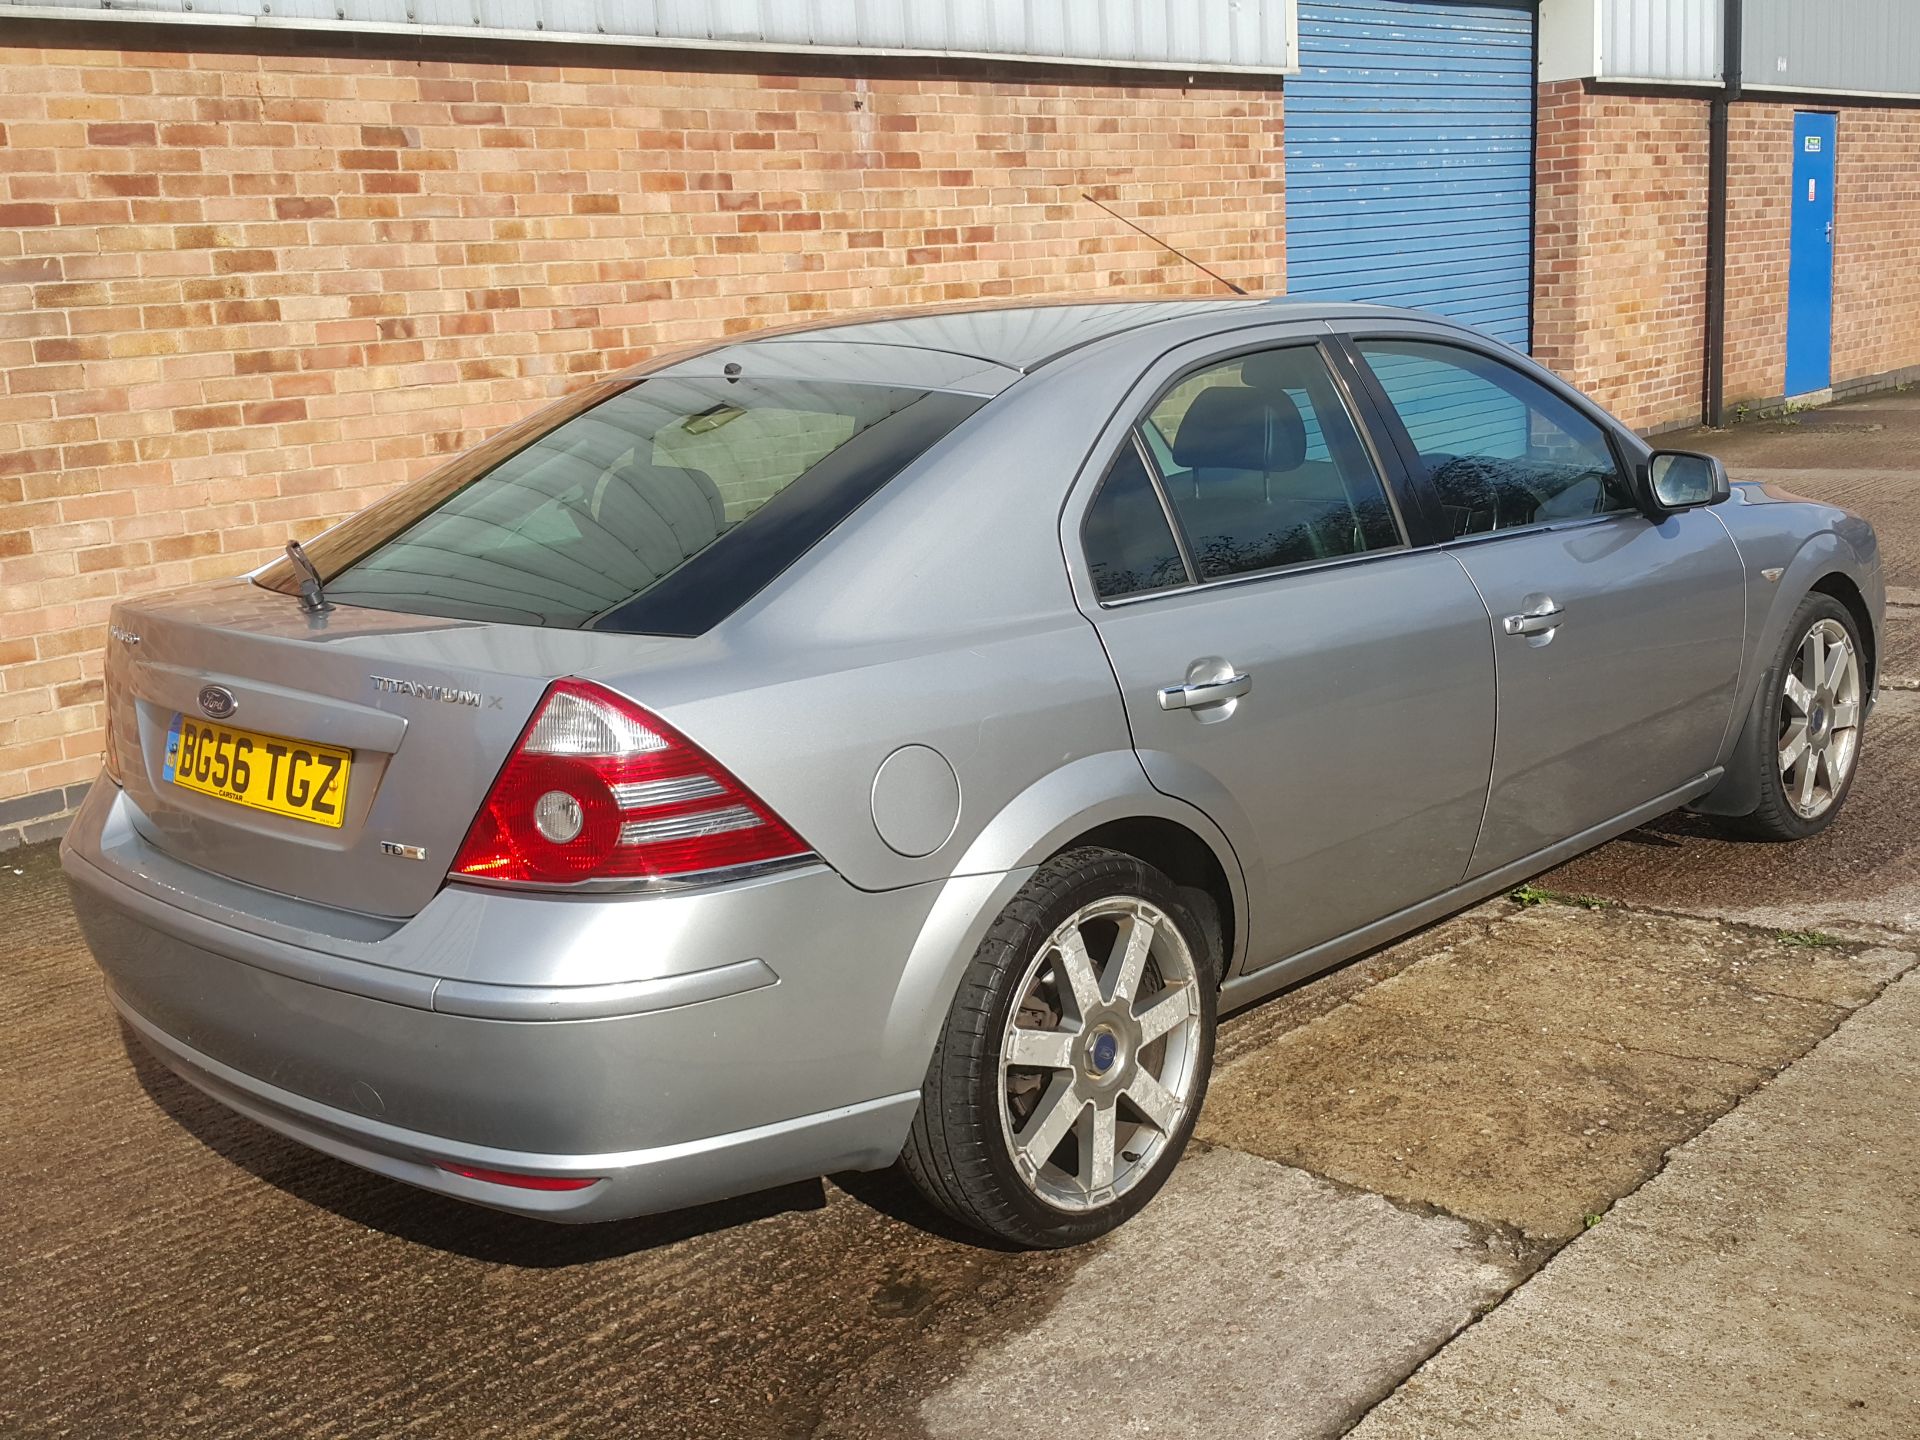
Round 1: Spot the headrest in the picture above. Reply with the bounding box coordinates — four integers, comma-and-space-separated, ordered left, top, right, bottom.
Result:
1238, 351, 1305, 391
1170, 384, 1307, 473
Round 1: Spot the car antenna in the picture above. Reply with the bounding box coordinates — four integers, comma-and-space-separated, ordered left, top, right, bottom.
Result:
285, 538, 333, 614
1080, 193, 1249, 296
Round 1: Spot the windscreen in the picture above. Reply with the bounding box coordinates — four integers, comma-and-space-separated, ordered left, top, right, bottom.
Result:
257, 376, 981, 635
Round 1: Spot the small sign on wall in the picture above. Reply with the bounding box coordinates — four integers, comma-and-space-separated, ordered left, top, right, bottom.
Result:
1805, 135, 1822, 152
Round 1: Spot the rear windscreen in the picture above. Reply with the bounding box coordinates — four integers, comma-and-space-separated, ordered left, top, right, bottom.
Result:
257, 376, 982, 635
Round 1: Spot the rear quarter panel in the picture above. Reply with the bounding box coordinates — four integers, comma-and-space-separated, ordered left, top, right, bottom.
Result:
591, 363, 1183, 897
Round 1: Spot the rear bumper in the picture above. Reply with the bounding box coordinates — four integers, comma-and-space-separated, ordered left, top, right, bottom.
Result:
108, 986, 917, 1222
60, 781, 948, 1221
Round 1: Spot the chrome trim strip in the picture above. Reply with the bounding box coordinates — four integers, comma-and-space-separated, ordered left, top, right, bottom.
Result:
1096, 510, 1640, 611
1437, 510, 1640, 552
611, 774, 726, 810
618, 804, 760, 846
1097, 537, 1414, 608
448, 854, 826, 897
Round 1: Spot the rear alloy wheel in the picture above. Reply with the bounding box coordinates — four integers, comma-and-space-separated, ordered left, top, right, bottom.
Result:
902, 847, 1216, 1248
1718, 594, 1867, 841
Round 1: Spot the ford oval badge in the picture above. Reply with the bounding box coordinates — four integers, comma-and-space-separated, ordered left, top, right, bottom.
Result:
198, 685, 237, 720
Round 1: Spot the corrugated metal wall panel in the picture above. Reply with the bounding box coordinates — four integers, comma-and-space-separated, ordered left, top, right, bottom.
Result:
0, 0, 1299, 72
1599, 0, 1721, 83
1285, 0, 1535, 350
1743, 0, 1920, 99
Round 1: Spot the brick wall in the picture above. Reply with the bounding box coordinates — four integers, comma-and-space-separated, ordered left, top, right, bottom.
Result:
1532, 80, 1710, 433
1727, 100, 1920, 407
1830, 106, 1920, 387
1536, 81, 1920, 430
1722, 104, 1793, 406
0, 26, 1284, 814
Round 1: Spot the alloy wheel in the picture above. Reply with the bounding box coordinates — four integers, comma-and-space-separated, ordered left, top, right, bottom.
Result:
1778, 616, 1862, 819
996, 897, 1204, 1212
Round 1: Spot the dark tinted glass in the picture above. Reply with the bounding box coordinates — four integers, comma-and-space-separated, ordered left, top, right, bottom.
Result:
259, 378, 979, 635
1083, 442, 1188, 600
1141, 345, 1401, 581
1356, 340, 1633, 537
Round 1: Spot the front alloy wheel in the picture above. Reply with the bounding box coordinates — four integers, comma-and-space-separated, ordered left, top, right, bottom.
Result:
1713, 592, 1869, 841
1777, 615, 1863, 820
903, 847, 1217, 1248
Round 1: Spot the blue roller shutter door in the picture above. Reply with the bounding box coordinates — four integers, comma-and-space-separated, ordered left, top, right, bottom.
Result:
1286, 1, 1537, 351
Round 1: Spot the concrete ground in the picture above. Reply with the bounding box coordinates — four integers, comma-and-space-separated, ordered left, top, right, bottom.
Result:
5, 389, 1920, 1439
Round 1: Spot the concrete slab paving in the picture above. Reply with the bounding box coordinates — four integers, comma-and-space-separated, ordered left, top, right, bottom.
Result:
1349, 969, 1920, 1440
1880, 603, 1919, 682
1212, 909, 1502, 1069
1198, 904, 1915, 1240
913, 1147, 1527, 1440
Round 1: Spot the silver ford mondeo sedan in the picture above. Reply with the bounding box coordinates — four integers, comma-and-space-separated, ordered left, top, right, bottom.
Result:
63, 300, 1882, 1247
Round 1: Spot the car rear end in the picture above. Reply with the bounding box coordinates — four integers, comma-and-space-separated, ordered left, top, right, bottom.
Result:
61, 355, 1000, 1219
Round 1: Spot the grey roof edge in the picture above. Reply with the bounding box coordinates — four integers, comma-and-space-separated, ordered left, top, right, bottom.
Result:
734, 295, 1450, 374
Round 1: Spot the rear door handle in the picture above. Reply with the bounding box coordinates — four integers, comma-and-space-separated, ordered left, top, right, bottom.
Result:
1158, 672, 1252, 710
1502, 600, 1565, 637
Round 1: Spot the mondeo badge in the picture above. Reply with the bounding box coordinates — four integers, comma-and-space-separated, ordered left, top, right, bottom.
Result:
198, 685, 237, 720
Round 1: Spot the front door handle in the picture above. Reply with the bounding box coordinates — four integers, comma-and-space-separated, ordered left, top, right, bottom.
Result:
1158, 672, 1252, 710
1502, 600, 1565, 637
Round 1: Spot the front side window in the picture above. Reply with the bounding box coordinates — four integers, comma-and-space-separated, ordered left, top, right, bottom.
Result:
1355, 340, 1634, 537
1139, 346, 1402, 581
256, 377, 979, 635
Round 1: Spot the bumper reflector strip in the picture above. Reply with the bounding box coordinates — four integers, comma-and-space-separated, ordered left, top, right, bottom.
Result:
435, 1162, 602, 1192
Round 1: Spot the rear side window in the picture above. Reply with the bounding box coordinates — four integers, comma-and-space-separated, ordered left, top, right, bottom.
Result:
1140, 346, 1402, 582
1083, 441, 1189, 600
258, 377, 981, 635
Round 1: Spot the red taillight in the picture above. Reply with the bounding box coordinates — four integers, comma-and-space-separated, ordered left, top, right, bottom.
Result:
450, 679, 812, 888
435, 1162, 601, 1193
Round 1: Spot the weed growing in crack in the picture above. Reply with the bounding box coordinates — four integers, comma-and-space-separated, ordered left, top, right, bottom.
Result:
1777, 928, 1847, 948
1509, 885, 1617, 912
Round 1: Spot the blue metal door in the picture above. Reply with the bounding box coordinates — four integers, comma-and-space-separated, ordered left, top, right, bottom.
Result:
1285, 1, 1536, 350
1785, 111, 1838, 397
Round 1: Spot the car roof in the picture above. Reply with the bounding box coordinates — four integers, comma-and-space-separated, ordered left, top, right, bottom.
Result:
738, 297, 1438, 375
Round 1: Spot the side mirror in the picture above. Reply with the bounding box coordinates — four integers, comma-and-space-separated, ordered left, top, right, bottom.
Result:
1647, 450, 1730, 512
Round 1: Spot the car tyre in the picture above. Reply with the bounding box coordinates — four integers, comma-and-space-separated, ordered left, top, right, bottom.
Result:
901, 846, 1217, 1248
1714, 592, 1867, 842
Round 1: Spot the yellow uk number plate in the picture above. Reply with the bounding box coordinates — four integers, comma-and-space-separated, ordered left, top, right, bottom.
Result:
164, 715, 352, 827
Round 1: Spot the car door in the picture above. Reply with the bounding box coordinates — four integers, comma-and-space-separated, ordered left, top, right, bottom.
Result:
1069, 332, 1496, 973
1338, 330, 1747, 875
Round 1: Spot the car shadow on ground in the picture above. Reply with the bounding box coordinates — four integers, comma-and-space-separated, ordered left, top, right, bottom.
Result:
122, 1023, 830, 1267
827, 1166, 1033, 1253
1611, 814, 1713, 847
